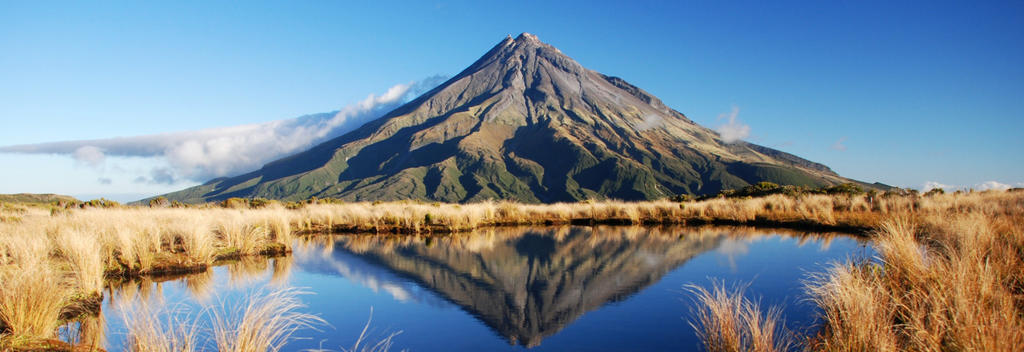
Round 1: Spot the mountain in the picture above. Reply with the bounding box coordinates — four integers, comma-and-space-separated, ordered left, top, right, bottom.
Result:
160, 33, 865, 204
0, 193, 79, 204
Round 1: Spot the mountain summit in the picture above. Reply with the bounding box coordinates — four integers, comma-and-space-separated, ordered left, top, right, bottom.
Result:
162, 33, 862, 203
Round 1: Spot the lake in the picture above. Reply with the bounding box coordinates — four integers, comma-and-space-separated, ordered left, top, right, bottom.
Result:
81, 226, 872, 351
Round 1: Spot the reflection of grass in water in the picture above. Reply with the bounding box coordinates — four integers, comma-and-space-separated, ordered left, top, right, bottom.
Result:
59, 312, 106, 352
184, 270, 215, 303
270, 257, 293, 287
227, 256, 270, 287
0, 190, 1021, 349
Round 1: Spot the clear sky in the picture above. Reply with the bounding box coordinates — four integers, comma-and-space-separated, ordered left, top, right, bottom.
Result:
1, 1, 1022, 201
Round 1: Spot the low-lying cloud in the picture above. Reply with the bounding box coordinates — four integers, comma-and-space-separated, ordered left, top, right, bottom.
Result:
922, 181, 954, 192
974, 181, 1014, 191
0, 76, 448, 184
715, 106, 750, 143
923, 180, 1018, 192
635, 113, 663, 131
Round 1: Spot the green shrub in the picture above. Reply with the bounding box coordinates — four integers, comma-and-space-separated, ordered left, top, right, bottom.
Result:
149, 196, 169, 208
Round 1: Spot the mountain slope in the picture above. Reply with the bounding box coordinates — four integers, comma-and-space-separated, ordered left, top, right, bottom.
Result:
161, 33, 860, 203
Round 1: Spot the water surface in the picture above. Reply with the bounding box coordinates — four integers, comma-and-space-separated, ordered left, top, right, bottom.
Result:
93, 226, 872, 351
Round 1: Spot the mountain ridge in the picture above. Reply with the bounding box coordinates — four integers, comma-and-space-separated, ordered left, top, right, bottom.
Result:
158, 33, 870, 204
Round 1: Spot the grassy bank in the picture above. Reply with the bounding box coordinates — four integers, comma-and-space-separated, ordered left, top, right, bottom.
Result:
690, 190, 1024, 351
1, 190, 1021, 350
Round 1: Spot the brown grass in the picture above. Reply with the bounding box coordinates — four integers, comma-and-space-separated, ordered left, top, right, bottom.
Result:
211, 288, 325, 352
120, 288, 324, 352
806, 212, 1024, 352
0, 257, 70, 340
688, 282, 793, 352
1, 190, 1021, 349
690, 190, 1024, 351
122, 303, 200, 352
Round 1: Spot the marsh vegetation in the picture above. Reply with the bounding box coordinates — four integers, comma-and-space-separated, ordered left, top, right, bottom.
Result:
690, 190, 1024, 352
0, 189, 1020, 350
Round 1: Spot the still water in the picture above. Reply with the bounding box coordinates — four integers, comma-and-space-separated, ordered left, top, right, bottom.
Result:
93, 226, 872, 351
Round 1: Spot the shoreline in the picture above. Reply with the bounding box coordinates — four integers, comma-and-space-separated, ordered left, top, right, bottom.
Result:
2, 191, 1019, 351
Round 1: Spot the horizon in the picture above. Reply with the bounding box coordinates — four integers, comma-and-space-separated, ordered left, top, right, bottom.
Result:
2, 2, 1022, 202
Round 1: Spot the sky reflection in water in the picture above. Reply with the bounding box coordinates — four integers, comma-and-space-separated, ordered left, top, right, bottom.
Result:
93, 226, 872, 351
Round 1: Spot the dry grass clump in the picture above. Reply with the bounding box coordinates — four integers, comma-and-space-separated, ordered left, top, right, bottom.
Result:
688, 282, 793, 352
56, 229, 105, 294
121, 288, 324, 352
123, 303, 201, 352
692, 190, 1024, 351
216, 214, 268, 256
0, 189, 1020, 348
211, 288, 325, 352
172, 218, 218, 266
808, 213, 1024, 351
0, 257, 70, 340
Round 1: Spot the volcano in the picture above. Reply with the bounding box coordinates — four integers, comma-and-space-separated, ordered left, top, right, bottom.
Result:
162, 33, 867, 203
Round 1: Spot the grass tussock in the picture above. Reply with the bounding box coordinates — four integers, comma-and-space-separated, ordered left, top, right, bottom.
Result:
0, 189, 1021, 349
688, 282, 793, 352
0, 257, 70, 340
211, 288, 325, 352
691, 190, 1024, 351
807, 213, 1024, 352
122, 288, 324, 352
123, 303, 200, 352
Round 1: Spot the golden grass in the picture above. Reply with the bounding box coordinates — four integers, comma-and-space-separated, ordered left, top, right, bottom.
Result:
0, 257, 69, 340
690, 190, 1024, 351
688, 282, 793, 352
120, 288, 324, 352
806, 212, 1024, 352
122, 303, 200, 352
56, 229, 105, 294
211, 288, 325, 352
1, 190, 1021, 349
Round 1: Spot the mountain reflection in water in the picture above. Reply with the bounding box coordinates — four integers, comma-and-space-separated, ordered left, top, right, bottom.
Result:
294, 226, 845, 348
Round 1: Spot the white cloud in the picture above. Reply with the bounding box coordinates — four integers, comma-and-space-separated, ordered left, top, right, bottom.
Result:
831, 137, 848, 151
921, 180, 1019, 192
0, 76, 448, 184
72, 146, 106, 168
975, 181, 1012, 191
635, 113, 663, 131
922, 181, 953, 191
715, 106, 749, 143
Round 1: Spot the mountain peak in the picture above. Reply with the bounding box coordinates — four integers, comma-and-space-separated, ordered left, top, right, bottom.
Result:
514, 32, 540, 43
159, 33, 859, 204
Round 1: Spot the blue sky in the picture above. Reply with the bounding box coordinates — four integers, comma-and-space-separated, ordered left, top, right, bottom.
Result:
1, 1, 1022, 201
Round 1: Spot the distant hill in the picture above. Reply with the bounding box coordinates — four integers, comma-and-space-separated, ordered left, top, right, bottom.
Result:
0, 193, 79, 204
159, 33, 878, 204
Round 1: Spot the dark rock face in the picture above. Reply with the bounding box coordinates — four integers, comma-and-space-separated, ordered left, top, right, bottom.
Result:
162, 33, 855, 203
